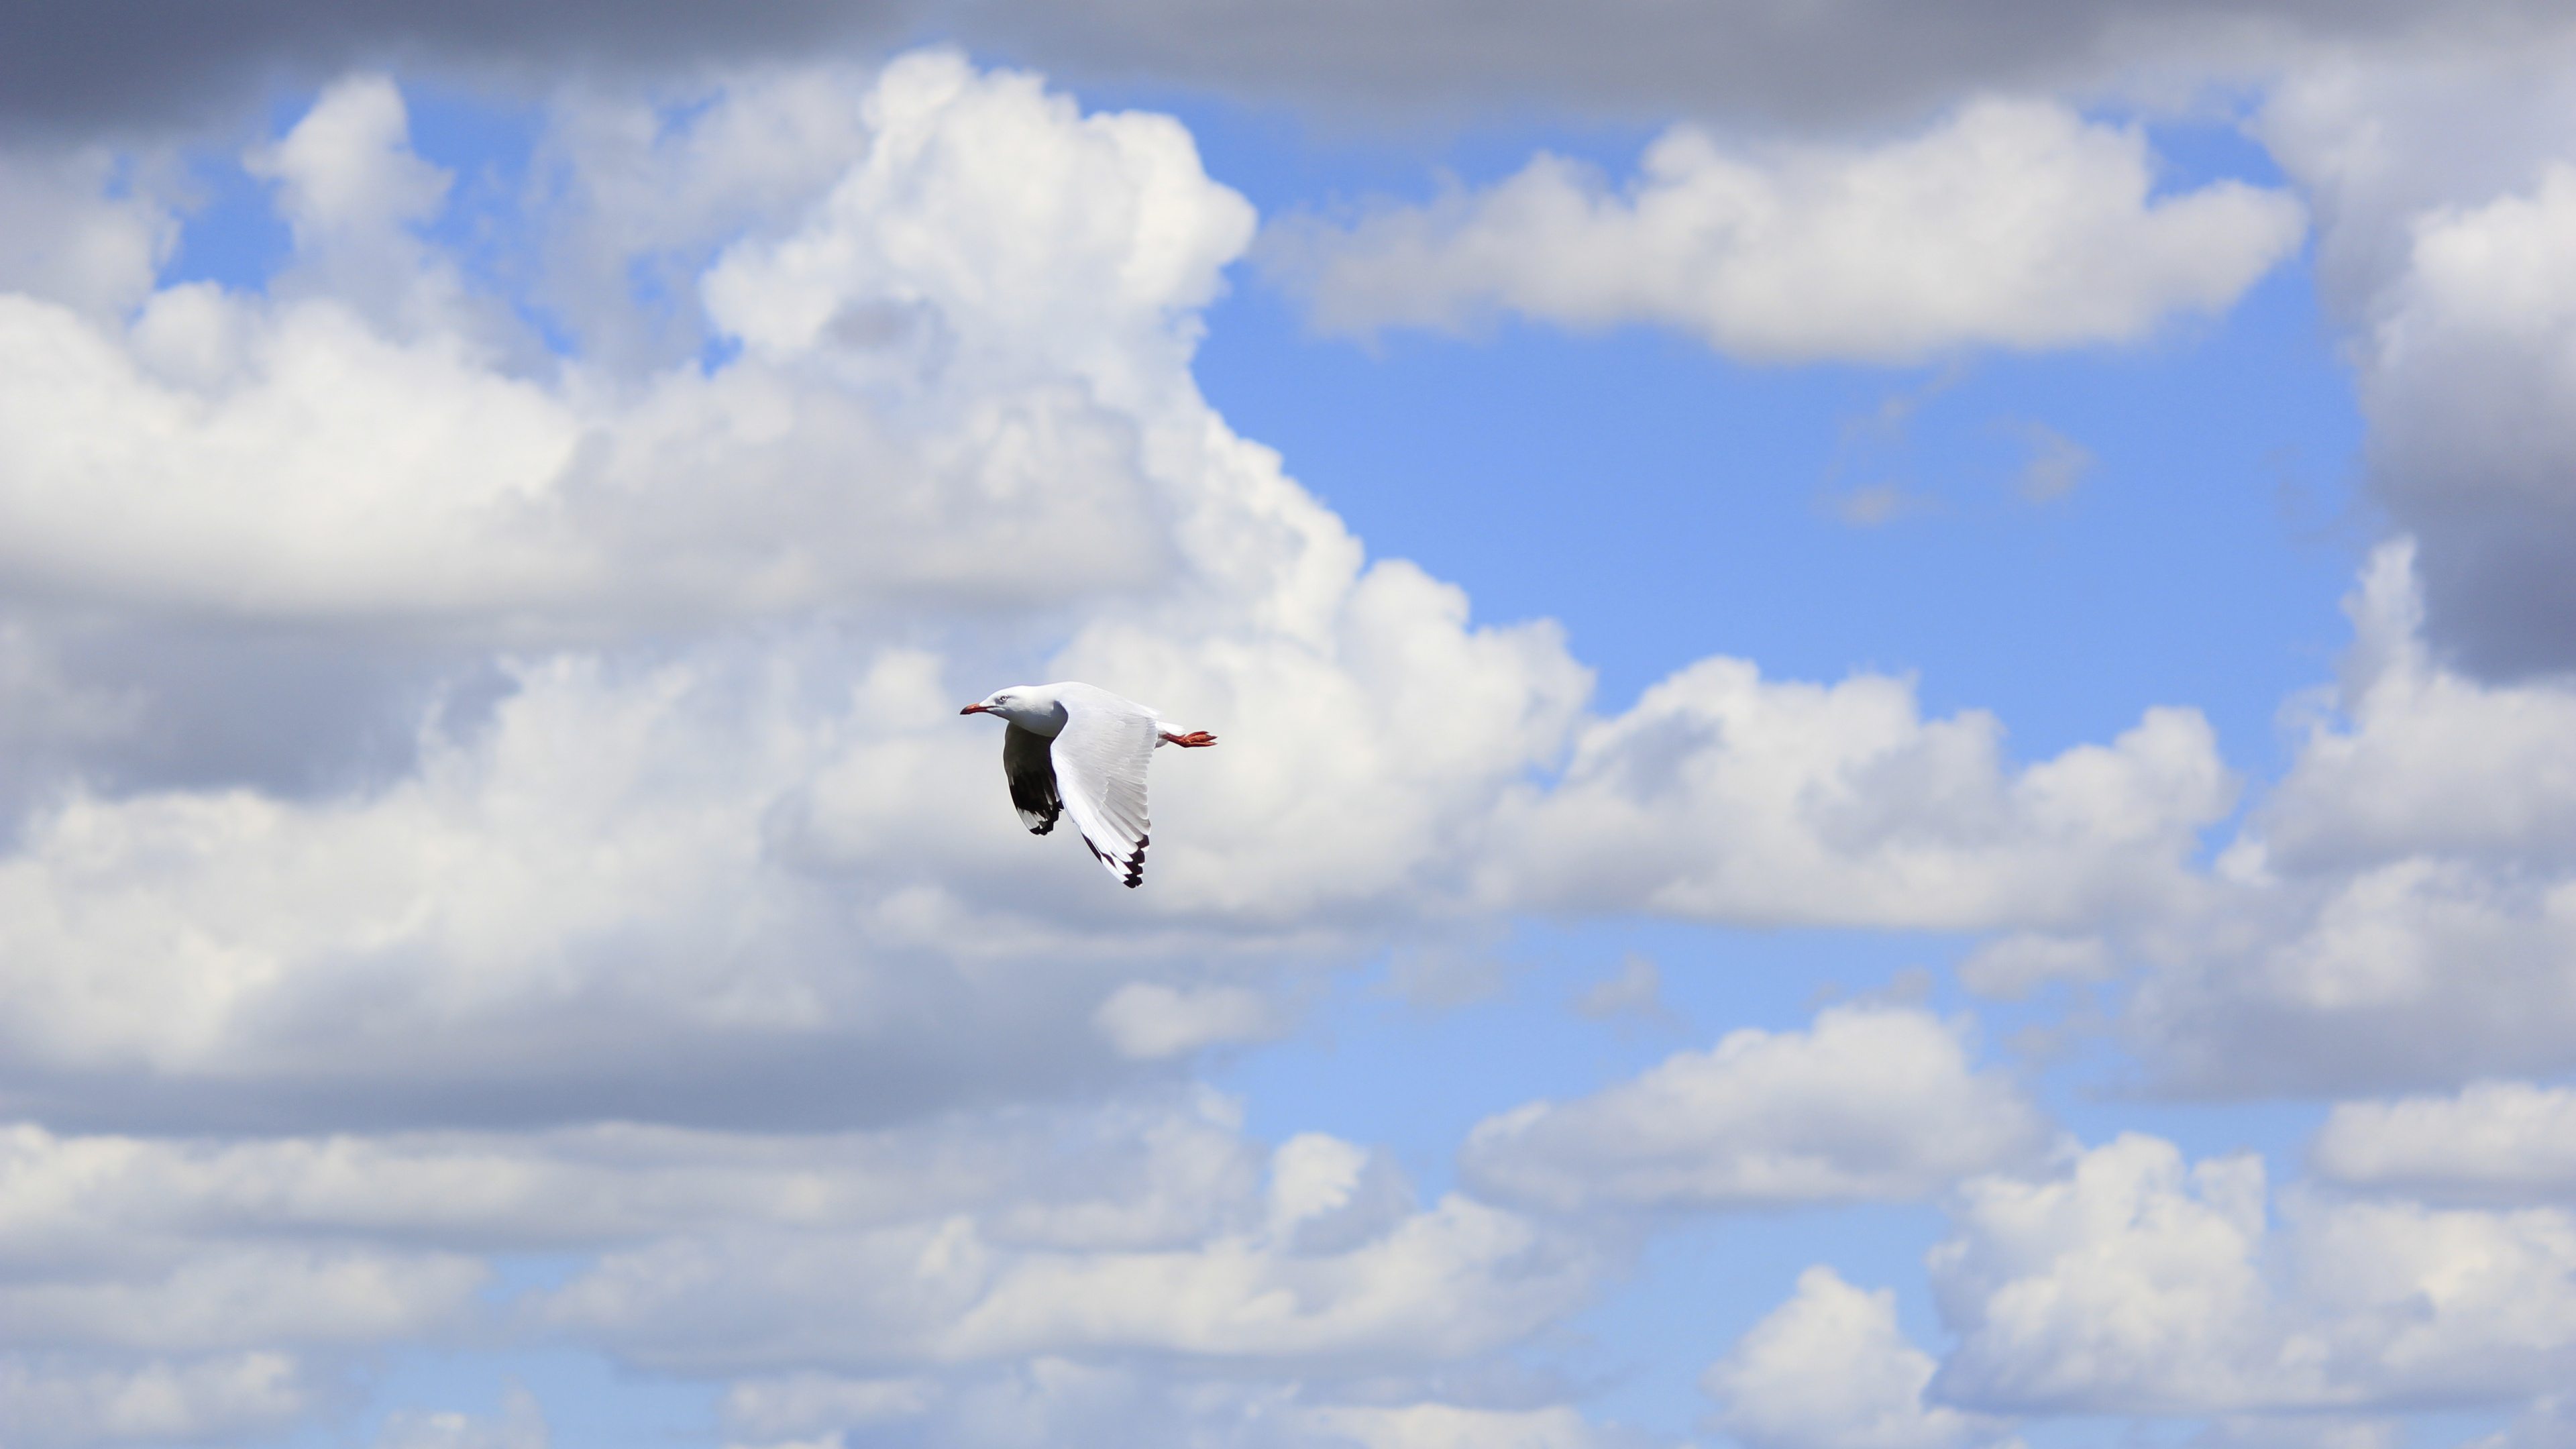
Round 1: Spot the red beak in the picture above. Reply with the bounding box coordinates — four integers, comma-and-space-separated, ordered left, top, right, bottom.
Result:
959, 703, 989, 714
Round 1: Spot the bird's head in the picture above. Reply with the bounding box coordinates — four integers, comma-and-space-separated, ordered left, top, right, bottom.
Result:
960, 687, 1035, 723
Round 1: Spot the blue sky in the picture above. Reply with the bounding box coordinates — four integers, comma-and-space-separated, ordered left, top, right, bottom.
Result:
6, 8, 2576, 1449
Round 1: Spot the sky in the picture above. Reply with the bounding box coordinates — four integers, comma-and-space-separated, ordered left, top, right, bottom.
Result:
5, 3, 2576, 1448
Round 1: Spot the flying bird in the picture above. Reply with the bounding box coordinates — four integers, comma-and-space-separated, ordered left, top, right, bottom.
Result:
960, 682, 1216, 888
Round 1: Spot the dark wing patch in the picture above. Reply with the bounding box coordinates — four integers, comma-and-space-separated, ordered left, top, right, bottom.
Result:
1002, 724, 1063, 835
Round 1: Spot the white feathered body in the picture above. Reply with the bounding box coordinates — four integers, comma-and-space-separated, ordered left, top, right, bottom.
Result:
967, 682, 1199, 888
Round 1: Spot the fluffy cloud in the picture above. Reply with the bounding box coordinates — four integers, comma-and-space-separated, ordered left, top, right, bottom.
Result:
2310, 1081, 2576, 1203
0, 1353, 312, 1449
0, 52, 1601, 1133
0, 48, 2260, 1155
1263, 101, 2304, 363
1480, 656, 2233, 931
1704, 1266, 2010, 1449
540, 1177, 1591, 1374
1928, 1133, 2576, 1414
0, 148, 174, 320
2351, 159, 2576, 678
2255, 56, 2576, 678
1460, 1006, 2050, 1213
0, 1097, 1613, 1442
15, 30, 2571, 1449
2125, 544, 2576, 1095
0, 54, 1254, 629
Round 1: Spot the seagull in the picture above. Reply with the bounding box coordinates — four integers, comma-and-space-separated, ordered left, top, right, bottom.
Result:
960, 682, 1216, 888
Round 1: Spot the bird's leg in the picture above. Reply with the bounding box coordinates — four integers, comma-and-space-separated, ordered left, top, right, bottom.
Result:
1159, 731, 1218, 748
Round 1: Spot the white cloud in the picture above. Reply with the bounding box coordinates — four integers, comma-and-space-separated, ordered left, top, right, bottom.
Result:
1459, 1006, 2049, 1214
539, 1173, 1594, 1373
13, 38, 2571, 1449
2255, 57, 2576, 678
1705, 1266, 2010, 1449
0, 54, 1602, 1129
1956, 934, 2114, 1000
0, 1246, 486, 1353
1931, 1134, 2286, 1413
1093, 982, 1290, 1059
0, 1352, 311, 1448
1263, 100, 2304, 364
1480, 657, 2233, 931
244, 74, 472, 340
2312, 1081, 2576, 1203
0, 1102, 1258, 1258
2125, 543, 2576, 1095
0, 148, 174, 321
722, 1373, 937, 1439
1928, 1133, 2576, 1415
0, 1097, 1610, 1436
0, 50, 2292, 1171
2468, 1395, 2576, 1449
0, 52, 1258, 629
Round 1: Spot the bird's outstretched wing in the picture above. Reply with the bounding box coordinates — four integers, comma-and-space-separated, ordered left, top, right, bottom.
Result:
1048, 689, 1159, 888
1002, 723, 1063, 835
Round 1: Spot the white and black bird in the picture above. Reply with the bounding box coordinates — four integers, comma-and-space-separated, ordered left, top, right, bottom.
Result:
960, 682, 1216, 888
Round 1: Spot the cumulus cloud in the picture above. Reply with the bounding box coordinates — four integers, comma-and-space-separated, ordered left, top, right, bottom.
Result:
2125, 543, 2576, 1095
2349, 160, 2576, 677
12, 32, 2566, 1449
1705, 1266, 2011, 1449
1460, 1006, 2050, 1214
0, 54, 1254, 630
0, 52, 1603, 1133
0, 148, 174, 320
2311, 1081, 2576, 1203
2255, 55, 2576, 678
1956, 934, 2114, 1000
0, 50, 2254, 1154
1264, 100, 2304, 363
1928, 1133, 2576, 1414
1480, 656, 2234, 931
540, 1177, 1592, 1374
0, 1353, 312, 1449
0, 1096, 1615, 1442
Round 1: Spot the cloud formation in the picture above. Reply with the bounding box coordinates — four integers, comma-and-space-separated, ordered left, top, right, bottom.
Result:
1460, 1006, 2051, 1214
2125, 543, 2576, 1095
2257, 54, 2576, 677
1481, 656, 2233, 931
11, 17, 2576, 1448
1265, 101, 2305, 363
1929, 1133, 2576, 1415
1705, 1266, 2011, 1449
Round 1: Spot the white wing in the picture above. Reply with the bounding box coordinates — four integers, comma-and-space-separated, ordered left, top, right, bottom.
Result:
1046, 684, 1160, 888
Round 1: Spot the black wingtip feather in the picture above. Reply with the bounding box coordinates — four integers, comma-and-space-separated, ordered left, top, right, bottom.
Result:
1085, 831, 1150, 888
